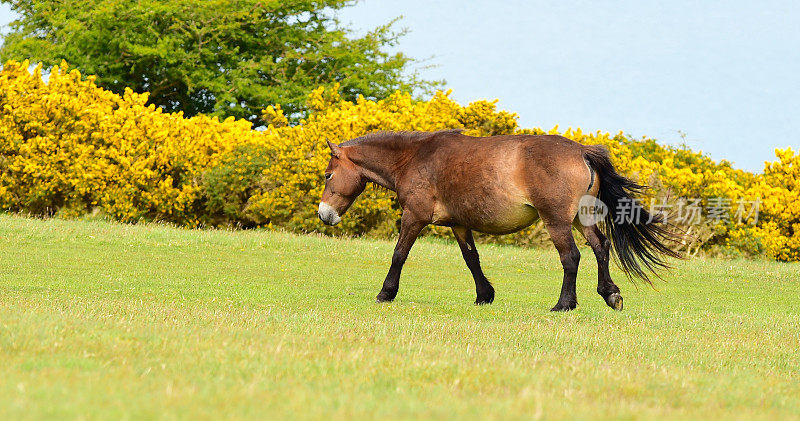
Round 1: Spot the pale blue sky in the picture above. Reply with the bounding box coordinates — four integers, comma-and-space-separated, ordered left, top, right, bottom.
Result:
3, 1, 798, 171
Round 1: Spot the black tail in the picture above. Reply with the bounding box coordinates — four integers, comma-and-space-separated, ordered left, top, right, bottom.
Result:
583, 145, 682, 284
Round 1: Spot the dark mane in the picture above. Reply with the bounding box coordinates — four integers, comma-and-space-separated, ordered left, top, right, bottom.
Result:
340, 129, 464, 148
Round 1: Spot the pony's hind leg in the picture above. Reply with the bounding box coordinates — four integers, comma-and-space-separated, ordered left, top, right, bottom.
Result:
579, 223, 623, 311
544, 222, 581, 311
452, 226, 495, 305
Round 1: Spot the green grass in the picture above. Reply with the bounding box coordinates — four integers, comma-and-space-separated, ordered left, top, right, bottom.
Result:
1, 214, 798, 420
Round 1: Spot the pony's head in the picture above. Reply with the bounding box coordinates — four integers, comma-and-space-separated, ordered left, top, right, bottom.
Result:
318, 140, 366, 226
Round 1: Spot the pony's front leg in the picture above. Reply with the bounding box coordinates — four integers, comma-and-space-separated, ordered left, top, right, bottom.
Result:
376, 213, 427, 302
452, 226, 495, 305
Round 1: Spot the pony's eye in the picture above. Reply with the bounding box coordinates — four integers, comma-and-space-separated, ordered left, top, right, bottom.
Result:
325, 173, 333, 180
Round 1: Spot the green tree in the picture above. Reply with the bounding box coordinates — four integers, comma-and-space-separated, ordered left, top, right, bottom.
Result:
0, 0, 437, 125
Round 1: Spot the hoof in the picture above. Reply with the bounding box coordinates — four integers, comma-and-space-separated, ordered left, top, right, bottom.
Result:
475, 296, 494, 305
375, 291, 396, 303
606, 293, 623, 311
475, 286, 495, 305
550, 302, 577, 312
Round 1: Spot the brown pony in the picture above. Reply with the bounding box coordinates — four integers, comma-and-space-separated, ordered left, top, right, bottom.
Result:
318, 130, 680, 311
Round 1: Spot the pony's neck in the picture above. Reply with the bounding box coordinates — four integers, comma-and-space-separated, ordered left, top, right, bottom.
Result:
345, 140, 413, 191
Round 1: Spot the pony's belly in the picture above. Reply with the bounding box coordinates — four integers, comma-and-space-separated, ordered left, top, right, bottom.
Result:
478, 204, 539, 234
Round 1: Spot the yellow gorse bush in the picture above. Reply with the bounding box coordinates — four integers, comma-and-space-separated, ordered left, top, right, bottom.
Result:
0, 60, 264, 226
0, 61, 798, 260
746, 147, 800, 261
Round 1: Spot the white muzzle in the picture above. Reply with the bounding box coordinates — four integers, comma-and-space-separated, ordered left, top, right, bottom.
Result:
318, 202, 341, 226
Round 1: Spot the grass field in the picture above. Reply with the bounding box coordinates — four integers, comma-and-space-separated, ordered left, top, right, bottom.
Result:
1, 214, 798, 420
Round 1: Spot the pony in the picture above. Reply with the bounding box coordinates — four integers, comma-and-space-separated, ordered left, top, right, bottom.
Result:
318, 130, 680, 311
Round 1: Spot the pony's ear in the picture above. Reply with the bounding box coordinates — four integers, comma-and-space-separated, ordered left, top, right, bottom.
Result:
326, 139, 342, 158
